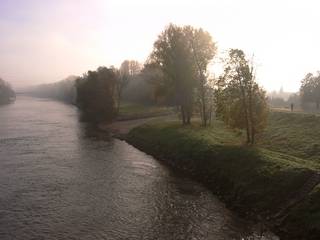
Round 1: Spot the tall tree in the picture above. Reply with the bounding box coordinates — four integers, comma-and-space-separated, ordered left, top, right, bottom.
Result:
76, 67, 117, 122
185, 26, 216, 126
300, 72, 320, 110
150, 24, 215, 124
216, 49, 268, 144
150, 24, 196, 124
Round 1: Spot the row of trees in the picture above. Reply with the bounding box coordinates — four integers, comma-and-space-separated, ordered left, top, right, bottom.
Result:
269, 72, 320, 111
0, 78, 15, 105
55, 23, 268, 143
149, 24, 268, 143
27, 76, 77, 104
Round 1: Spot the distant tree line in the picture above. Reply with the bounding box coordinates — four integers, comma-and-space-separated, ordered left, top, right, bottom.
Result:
269, 72, 320, 112
0, 78, 15, 105
27, 76, 78, 104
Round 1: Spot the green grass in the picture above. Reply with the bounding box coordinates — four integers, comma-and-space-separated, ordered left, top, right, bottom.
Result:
259, 111, 320, 164
118, 102, 173, 120
282, 185, 320, 239
127, 121, 314, 211
126, 115, 320, 239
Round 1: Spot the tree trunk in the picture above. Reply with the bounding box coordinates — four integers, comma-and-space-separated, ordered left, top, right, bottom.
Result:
186, 105, 191, 125
181, 105, 186, 124
248, 84, 254, 145
208, 103, 213, 126
317, 101, 319, 110
117, 94, 121, 114
190, 37, 207, 127
239, 83, 251, 144
251, 127, 255, 145
187, 112, 191, 124
201, 79, 207, 127
246, 125, 251, 144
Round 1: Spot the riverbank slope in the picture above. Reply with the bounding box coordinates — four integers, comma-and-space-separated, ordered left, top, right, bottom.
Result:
125, 118, 320, 240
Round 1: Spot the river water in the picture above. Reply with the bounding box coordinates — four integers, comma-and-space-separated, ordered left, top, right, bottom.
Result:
0, 96, 278, 240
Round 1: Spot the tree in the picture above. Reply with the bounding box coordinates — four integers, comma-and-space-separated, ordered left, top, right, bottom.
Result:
150, 24, 196, 124
120, 63, 162, 105
139, 62, 170, 105
216, 49, 268, 144
116, 60, 142, 111
150, 24, 215, 125
76, 67, 117, 122
185, 26, 216, 126
300, 72, 320, 110
0, 78, 15, 105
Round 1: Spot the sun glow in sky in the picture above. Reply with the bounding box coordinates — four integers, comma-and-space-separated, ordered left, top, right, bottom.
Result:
1, 0, 320, 92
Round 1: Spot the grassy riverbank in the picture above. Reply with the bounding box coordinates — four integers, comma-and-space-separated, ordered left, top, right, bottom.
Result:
125, 112, 320, 239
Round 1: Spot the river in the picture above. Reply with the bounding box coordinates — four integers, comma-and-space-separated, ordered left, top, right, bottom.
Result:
0, 96, 278, 240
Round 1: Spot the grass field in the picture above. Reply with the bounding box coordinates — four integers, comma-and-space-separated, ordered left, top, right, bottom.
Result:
259, 111, 320, 164
118, 102, 174, 120
126, 111, 320, 239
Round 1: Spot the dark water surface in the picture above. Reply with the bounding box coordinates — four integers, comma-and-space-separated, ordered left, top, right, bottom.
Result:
0, 96, 278, 240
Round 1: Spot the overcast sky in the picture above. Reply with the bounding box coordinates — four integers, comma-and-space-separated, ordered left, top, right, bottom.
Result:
1, 0, 319, 92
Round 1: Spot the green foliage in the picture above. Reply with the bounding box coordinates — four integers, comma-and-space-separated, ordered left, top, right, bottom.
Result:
150, 24, 216, 125
0, 78, 15, 104
186, 26, 217, 126
282, 185, 320, 239
216, 49, 268, 144
121, 71, 156, 105
300, 72, 320, 110
76, 67, 117, 123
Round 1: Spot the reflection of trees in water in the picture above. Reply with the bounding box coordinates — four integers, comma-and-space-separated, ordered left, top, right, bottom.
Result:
77, 120, 113, 142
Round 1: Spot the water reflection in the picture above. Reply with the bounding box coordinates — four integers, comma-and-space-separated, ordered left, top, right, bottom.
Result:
0, 96, 278, 239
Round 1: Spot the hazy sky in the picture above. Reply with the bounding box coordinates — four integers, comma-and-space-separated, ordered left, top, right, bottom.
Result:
1, 0, 319, 91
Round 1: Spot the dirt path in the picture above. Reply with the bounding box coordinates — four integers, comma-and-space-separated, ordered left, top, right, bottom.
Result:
99, 115, 176, 136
